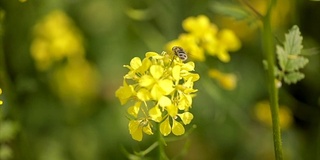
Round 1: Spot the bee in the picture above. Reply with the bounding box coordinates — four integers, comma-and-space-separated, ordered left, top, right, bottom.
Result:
172, 46, 188, 61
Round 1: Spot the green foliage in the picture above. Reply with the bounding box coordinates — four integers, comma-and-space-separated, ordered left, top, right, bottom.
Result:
0, 108, 19, 160
210, 1, 260, 26
276, 25, 309, 84
210, 2, 250, 20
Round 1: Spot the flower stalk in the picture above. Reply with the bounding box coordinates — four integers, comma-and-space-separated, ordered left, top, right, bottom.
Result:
262, 0, 283, 159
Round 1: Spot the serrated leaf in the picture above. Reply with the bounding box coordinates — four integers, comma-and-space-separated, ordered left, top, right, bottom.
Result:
283, 72, 305, 84
276, 25, 310, 85
276, 45, 287, 70
285, 56, 309, 72
284, 25, 303, 55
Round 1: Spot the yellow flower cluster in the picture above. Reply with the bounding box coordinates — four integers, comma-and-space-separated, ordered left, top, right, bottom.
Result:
31, 10, 99, 104
116, 51, 199, 141
0, 88, 3, 105
31, 10, 84, 71
166, 15, 241, 62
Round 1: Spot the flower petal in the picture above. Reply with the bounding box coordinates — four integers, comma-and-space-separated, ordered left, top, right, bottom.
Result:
143, 124, 153, 135
150, 65, 164, 80
158, 79, 174, 95
137, 88, 151, 101
139, 75, 154, 87
130, 57, 142, 70
178, 112, 194, 125
158, 96, 172, 108
172, 65, 181, 81
128, 120, 143, 141
172, 119, 185, 136
149, 106, 162, 122
151, 84, 165, 100
160, 117, 171, 136
127, 101, 141, 117
167, 104, 178, 117
115, 81, 134, 105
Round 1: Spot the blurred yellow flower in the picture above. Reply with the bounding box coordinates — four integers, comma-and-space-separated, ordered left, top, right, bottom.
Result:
215, 0, 294, 43
31, 10, 84, 71
254, 101, 293, 129
251, 0, 293, 28
52, 59, 99, 104
166, 15, 241, 62
128, 119, 153, 141
208, 69, 237, 90
0, 88, 3, 105
30, 10, 100, 104
116, 50, 199, 141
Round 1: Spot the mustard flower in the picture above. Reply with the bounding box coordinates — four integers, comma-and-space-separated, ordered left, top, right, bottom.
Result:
166, 15, 241, 62
115, 50, 199, 141
0, 88, 3, 105
30, 10, 84, 71
208, 69, 237, 90
30, 10, 99, 104
254, 101, 293, 129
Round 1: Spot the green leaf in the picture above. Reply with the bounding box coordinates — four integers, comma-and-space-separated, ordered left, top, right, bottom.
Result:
276, 45, 287, 70
285, 56, 309, 72
283, 72, 305, 84
210, 2, 251, 20
276, 25, 310, 85
284, 25, 303, 55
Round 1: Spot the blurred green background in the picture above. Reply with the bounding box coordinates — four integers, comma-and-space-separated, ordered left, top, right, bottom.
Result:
0, 0, 320, 160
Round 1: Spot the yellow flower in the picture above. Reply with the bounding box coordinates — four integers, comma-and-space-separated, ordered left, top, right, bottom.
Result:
166, 15, 241, 62
30, 10, 84, 71
208, 69, 237, 90
129, 119, 153, 141
0, 88, 3, 105
182, 15, 218, 38
254, 101, 293, 129
115, 81, 135, 105
139, 65, 174, 100
160, 117, 186, 136
207, 29, 241, 62
166, 34, 205, 62
51, 60, 99, 104
31, 10, 100, 104
116, 50, 199, 141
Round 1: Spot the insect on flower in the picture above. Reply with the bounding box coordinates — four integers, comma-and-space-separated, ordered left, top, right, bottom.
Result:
172, 46, 188, 61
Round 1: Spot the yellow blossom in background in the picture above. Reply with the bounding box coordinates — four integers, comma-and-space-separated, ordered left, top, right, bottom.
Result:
254, 101, 293, 129
166, 15, 241, 62
115, 50, 199, 141
215, 0, 293, 43
51, 59, 99, 104
250, 0, 293, 29
0, 88, 3, 105
31, 10, 84, 71
31, 10, 99, 104
208, 69, 237, 90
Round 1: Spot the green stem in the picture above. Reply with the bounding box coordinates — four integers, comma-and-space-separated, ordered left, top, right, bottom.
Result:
262, 0, 283, 160
157, 125, 168, 160
0, 10, 13, 106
